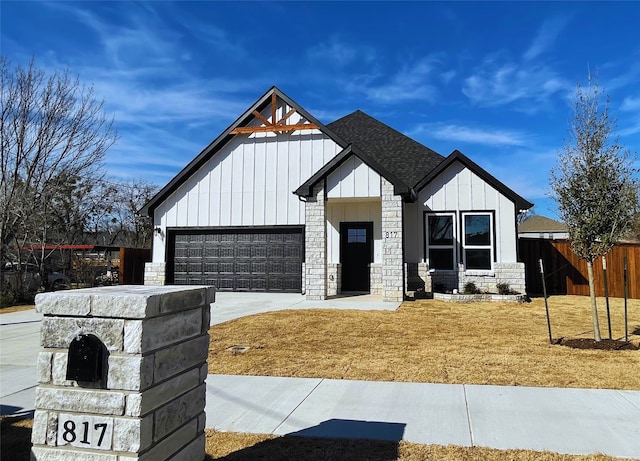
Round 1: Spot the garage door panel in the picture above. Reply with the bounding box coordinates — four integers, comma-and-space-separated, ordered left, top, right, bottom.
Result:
171, 228, 302, 292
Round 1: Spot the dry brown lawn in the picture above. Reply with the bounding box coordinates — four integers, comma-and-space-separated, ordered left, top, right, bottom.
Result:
204, 430, 623, 460
1, 418, 625, 461
208, 295, 640, 390
0, 304, 35, 314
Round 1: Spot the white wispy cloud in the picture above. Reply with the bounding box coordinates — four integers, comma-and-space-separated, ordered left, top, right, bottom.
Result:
307, 36, 375, 67
463, 57, 569, 109
31, 2, 268, 185
523, 16, 570, 62
620, 96, 640, 112
409, 123, 528, 146
462, 16, 572, 110
353, 55, 449, 104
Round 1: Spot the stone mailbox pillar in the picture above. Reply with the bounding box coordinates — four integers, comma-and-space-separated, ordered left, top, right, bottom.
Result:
31, 285, 214, 461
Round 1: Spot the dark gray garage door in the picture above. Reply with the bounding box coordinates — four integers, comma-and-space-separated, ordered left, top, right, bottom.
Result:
168, 227, 303, 292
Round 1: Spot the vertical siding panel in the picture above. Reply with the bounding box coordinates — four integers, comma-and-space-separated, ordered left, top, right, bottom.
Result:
210, 155, 222, 226
265, 138, 278, 225
354, 157, 368, 196
288, 137, 301, 223
276, 139, 289, 224
219, 149, 233, 226
458, 168, 471, 209
242, 143, 255, 225
300, 136, 312, 183
176, 192, 188, 226
230, 144, 244, 225
253, 139, 266, 225
186, 178, 199, 226
370, 168, 381, 196
342, 157, 355, 197
197, 170, 210, 226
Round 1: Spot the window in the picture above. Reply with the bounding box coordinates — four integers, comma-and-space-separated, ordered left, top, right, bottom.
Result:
347, 228, 367, 243
462, 213, 493, 270
426, 214, 455, 270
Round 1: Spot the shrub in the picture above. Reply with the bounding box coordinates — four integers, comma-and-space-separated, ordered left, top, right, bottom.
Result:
496, 282, 517, 295
463, 281, 481, 295
0, 289, 16, 308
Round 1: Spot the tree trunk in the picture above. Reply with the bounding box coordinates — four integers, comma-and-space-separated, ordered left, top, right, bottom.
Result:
587, 260, 602, 341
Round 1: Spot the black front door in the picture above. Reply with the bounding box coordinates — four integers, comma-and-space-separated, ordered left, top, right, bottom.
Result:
340, 222, 373, 292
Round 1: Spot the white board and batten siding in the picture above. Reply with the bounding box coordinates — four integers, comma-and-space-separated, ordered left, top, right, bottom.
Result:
326, 155, 381, 199
405, 161, 518, 263
152, 126, 342, 261
325, 156, 383, 264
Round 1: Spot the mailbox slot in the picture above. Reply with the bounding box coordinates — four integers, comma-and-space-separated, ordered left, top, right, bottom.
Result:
66, 334, 105, 383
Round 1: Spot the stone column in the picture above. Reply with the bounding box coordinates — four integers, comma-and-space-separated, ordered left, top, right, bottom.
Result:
304, 184, 327, 300
381, 178, 404, 302
143, 262, 166, 286
31, 285, 214, 461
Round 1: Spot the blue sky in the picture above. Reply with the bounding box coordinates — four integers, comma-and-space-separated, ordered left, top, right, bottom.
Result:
2, 1, 640, 218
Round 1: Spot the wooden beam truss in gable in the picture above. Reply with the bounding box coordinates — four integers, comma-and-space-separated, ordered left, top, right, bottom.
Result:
231, 93, 318, 135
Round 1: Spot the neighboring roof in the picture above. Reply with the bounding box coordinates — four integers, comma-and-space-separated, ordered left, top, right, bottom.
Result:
141, 86, 347, 216
519, 216, 567, 233
327, 110, 444, 189
415, 150, 534, 211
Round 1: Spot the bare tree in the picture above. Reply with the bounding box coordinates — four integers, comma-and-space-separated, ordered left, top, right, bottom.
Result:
0, 57, 117, 297
82, 179, 157, 248
550, 74, 639, 341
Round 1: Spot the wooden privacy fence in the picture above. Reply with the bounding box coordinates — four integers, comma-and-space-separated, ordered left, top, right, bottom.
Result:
119, 247, 151, 285
519, 239, 639, 299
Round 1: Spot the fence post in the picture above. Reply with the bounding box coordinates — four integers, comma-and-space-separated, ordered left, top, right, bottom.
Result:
624, 256, 628, 342
602, 256, 612, 339
539, 259, 553, 344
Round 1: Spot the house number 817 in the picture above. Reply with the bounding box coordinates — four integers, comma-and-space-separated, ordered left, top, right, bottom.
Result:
62, 420, 108, 446
384, 231, 398, 239
58, 414, 113, 450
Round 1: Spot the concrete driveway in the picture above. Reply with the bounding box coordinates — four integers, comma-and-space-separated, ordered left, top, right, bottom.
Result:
0, 308, 42, 418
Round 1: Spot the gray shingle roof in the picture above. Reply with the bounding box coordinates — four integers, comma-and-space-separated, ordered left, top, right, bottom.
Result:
327, 110, 444, 189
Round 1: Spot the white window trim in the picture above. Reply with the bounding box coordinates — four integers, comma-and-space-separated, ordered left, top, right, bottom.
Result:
425, 212, 456, 272
462, 212, 494, 271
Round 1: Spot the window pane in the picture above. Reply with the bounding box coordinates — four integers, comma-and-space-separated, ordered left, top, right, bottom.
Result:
465, 249, 491, 270
465, 215, 490, 245
348, 228, 367, 243
428, 216, 453, 245
429, 248, 454, 270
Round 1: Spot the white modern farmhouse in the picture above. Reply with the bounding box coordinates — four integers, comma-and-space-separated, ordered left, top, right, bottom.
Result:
142, 87, 533, 301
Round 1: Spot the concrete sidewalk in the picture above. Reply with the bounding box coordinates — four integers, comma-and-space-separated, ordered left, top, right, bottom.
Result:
206, 374, 640, 459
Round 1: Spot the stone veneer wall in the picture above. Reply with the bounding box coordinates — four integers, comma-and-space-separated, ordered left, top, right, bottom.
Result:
369, 263, 383, 295
327, 264, 340, 297
144, 262, 166, 286
381, 178, 404, 302
31, 285, 214, 461
305, 185, 327, 300
458, 262, 527, 294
